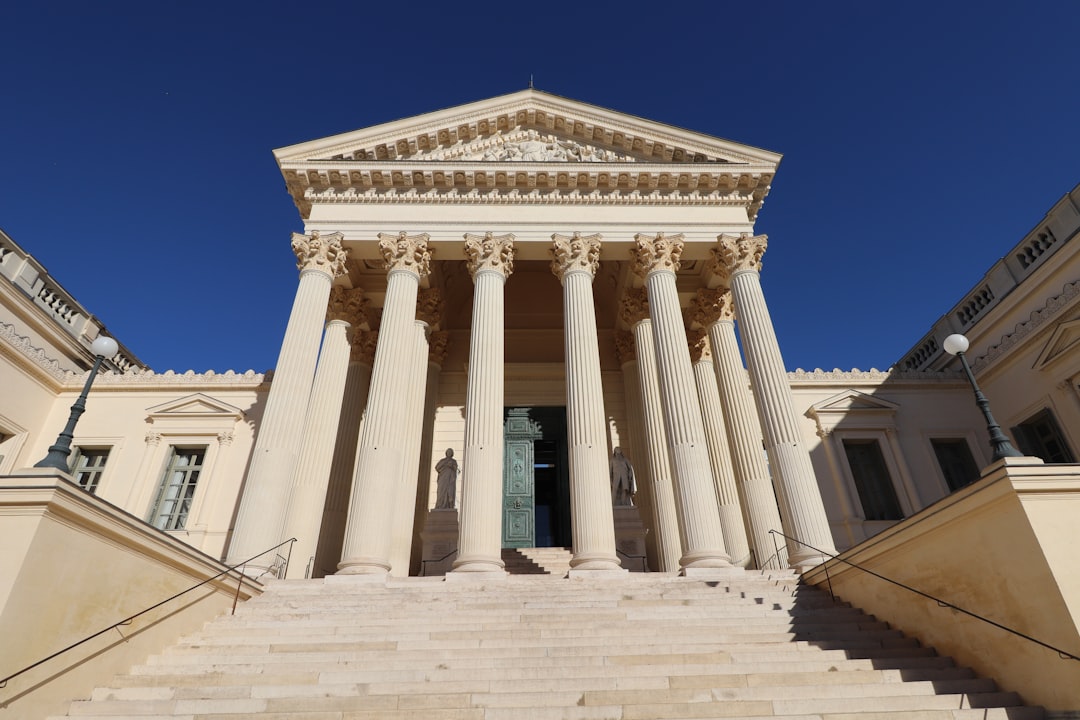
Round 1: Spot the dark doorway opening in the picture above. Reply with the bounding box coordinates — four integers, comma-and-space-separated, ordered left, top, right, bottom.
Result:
503, 406, 571, 548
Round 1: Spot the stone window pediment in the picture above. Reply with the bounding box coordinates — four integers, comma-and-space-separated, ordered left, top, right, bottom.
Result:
1034, 318, 1080, 371
807, 390, 900, 432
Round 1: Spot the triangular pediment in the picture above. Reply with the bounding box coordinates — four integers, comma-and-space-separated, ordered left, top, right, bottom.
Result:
146, 393, 245, 420
274, 89, 781, 167
808, 390, 900, 416
1034, 318, 1080, 370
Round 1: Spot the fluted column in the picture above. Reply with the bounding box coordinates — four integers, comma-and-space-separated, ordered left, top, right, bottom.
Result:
632, 233, 731, 570
454, 232, 514, 573
339, 232, 431, 575
389, 314, 431, 576
711, 233, 837, 569
411, 330, 449, 575
313, 330, 377, 577
619, 289, 681, 572
614, 331, 658, 570
283, 287, 368, 578
551, 233, 621, 572
228, 231, 346, 570
693, 288, 784, 569
688, 330, 752, 567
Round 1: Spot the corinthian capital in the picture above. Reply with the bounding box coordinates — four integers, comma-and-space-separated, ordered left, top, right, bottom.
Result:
691, 288, 735, 327
429, 331, 449, 365
378, 232, 432, 278
631, 232, 684, 278
709, 233, 767, 280
292, 230, 347, 278
619, 288, 650, 327
351, 330, 378, 365
416, 288, 443, 327
614, 330, 635, 365
688, 329, 712, 363
551, 232, 602, 281
464, 232, 515, 279
327, 286, 370, 327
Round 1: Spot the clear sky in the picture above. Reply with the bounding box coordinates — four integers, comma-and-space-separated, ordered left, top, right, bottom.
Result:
2, 2, 1078, 374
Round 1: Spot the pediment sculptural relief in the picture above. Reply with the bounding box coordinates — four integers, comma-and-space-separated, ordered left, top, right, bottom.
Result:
410, 130, 636, 163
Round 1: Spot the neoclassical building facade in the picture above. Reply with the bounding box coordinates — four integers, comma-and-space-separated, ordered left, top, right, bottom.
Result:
3, 90, 1078, 582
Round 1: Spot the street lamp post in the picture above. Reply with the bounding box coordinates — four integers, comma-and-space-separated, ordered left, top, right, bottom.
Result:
942, 333, 1023, 463
34, 335, 119, 472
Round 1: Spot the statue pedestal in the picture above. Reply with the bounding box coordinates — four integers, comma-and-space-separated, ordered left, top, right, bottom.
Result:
420, 509, 459, 576
613, 505, 649, 572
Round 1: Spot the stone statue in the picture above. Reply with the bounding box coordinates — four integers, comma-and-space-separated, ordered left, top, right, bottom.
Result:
434, 448, 458, 509
610, 447, 636, 506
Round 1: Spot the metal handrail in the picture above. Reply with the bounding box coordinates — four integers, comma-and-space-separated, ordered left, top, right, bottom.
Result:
420, 548, 458, 576
0, 537, 297, 690
768, 528, 1080, 662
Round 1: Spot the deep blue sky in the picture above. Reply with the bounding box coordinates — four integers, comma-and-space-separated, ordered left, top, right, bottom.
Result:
2, 2, 1078, 373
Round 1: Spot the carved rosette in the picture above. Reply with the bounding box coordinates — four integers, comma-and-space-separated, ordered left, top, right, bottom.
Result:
709, 233, 768, 281
619, 288, 651, 327
327, 286, 370, 327
691, 288, 736, 327
428, 331, 449, 365
631, 232, 684, 278
377, 232, 432, 278
351, 330, 378, 365
687, 329, 712, 363
614, 330, 636, 365
464, 232, 515, 279
550, 232, 602, 281
292, 231, 347, 278
416, 288, 444, 327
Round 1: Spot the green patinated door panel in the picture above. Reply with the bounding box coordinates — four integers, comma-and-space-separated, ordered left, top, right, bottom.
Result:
503, 408, 543, 548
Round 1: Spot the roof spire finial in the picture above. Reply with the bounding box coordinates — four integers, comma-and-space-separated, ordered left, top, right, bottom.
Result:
529, 74, 534, 90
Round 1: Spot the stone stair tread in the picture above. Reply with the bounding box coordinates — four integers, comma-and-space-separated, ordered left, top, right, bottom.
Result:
56, 573, 1043, 719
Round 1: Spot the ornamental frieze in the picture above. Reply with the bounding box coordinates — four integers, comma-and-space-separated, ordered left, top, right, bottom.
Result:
691, 288, 735, 327
631, 232, 684, 278
378, 232, 432, 277
464, 232, 515, 279
551, 233, 602, 280
709, 233, 768, 280
292, 231, 347, 277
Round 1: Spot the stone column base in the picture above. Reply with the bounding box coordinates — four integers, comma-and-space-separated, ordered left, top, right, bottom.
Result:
613, 505, 649, 572
420, 509, 460, 577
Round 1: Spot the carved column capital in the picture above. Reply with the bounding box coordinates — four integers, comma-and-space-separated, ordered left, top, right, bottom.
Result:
217, 430, 235, 446
145, 430, 162, 447
619, 288, 651, 327
691, 288, 736, 327
351, 330, 378, 365
429, 331, 449, 366
687, 329, 712, 363
327, 286, 370, 327
464, 232, 515, 279
416, 288, 443, 327
709, 233, 768, 281
292, 231, 348, 278
614, 330, 636, 365
631, 232, 684, 278
377, 232, 432, 278
551, 232, 602, 281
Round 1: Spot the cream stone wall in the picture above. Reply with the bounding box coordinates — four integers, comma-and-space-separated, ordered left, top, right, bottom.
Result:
0, 471, 261, 719
803, 457, 1080, 711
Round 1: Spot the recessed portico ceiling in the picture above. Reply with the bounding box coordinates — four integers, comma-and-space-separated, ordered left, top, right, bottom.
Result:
274, 89, 782, 220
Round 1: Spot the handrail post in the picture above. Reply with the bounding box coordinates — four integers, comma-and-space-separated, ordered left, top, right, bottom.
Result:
231, 564, 247, 616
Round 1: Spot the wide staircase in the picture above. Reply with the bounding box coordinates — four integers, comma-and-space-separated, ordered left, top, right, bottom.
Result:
52, 566, 1043, 719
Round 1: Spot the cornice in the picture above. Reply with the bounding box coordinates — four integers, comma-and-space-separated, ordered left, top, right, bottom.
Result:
85, 368, 268, 388
0, 320, 69, 382
787, 367, 966, 384
973, 278, 1080, 371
